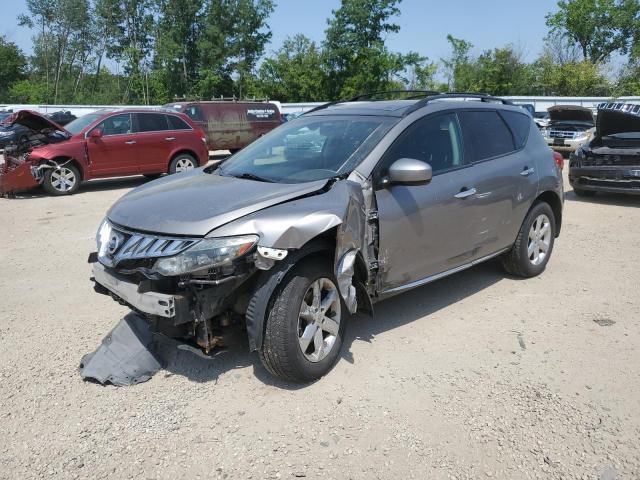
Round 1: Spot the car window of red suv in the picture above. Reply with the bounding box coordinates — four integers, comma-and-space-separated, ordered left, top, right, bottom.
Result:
136, 113, 169, 133
93, 113, 132, 136
166, 115, 192, 130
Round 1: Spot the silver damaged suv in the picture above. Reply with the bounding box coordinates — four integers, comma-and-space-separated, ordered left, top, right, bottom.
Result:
90, 93, 564, 382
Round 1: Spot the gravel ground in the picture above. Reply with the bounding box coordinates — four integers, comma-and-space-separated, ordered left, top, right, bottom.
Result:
1, 172, 639, 480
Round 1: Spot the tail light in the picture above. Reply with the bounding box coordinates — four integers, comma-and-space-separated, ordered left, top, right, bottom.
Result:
553, 151, 564, 170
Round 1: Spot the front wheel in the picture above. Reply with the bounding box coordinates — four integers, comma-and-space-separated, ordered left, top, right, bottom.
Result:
501, 202, 556, 278
43, 164, 81, 196
259, 261, 347, 383
169, 154, 198, 174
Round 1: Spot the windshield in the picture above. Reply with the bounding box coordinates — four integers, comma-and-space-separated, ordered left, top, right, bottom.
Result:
64, 113, 102, 135
218, 115, 395, 184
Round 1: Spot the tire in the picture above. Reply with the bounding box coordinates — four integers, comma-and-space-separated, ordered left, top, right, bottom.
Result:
501, 202, 556, 278
573, 187, 596, 198
169, 153, 198, 174
259, 260, 348, 383
42, 163, 81, 196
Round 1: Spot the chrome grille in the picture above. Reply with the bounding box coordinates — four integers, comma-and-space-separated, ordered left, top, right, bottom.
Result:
98, 221, 200, 267
548, 129, 578, 139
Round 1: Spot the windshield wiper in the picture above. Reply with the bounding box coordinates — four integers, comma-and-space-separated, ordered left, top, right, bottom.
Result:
229, 172, 274, 183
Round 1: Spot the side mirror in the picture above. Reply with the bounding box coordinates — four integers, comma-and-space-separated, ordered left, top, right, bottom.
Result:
89, 129, 102, 140
387, 158, 432, 185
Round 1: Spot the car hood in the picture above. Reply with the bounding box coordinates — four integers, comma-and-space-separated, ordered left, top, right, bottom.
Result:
548, 105, 594, 124
106, 169, 330, 237
1, 109, 70, 135
596, 103, 640, 137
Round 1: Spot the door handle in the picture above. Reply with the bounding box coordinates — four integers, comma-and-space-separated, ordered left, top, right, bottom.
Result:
454, 187, 477, 199
520, 167, 535, 176
165, 137, 176, 141
124, 140, 137, 145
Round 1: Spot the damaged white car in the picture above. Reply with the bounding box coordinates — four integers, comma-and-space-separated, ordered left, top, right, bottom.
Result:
85, 93, 564, 384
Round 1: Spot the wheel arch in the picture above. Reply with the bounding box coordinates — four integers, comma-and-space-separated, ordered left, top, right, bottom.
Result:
534, 190, 562, 236
48, 156, 84, 180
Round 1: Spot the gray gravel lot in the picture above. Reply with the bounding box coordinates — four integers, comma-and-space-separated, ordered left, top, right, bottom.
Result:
1, 172, 639, 479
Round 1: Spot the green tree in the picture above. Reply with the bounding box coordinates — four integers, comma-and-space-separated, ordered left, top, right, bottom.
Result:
323, 0, 405, 98
0, 36, 27, 100
546, 0, 640, 63
441, 34, 475, 91
473, 46, 534, 95
256, 34, 326, 102
531, 54, 611, 95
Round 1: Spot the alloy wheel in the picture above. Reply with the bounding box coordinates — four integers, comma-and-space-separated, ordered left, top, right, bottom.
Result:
175, 158, 196, 173
297, 278, 341, 363
50, 167, 77, 193
527, 214, 551, 266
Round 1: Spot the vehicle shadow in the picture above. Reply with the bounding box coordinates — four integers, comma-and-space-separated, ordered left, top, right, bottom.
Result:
161, 261, 505, 389
565, 189, 640, 207
6, 176, 150, 199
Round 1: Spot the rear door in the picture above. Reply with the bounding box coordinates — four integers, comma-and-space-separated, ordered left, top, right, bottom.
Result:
133, 112, 173, 174
86, 113, 138, 177
374, 112, 479, 291
457, 109, 539, 258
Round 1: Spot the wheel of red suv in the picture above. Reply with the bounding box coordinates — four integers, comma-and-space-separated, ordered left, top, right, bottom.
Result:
43, 164, 81, 196
573, 187, 596, 198
501, 202, 556, 278
259, 260, 348, 383
169, 154, 197, 174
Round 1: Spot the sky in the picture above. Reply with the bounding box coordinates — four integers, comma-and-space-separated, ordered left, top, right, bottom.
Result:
0, 0, 561, 64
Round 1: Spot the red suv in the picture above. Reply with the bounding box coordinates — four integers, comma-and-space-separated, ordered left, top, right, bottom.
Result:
0, 109, 208, 196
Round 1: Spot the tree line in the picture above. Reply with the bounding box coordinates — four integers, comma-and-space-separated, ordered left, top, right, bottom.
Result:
1, 0, 639, 105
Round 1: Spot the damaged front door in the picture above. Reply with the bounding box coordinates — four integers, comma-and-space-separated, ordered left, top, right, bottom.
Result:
373, 112, 478, 292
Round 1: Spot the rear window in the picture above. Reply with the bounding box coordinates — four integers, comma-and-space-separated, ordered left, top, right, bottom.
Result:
167, 115, 191, 130
500, 110, 531, 149
246, 106, 278, 121
458, 110, 515, 161
137, 113, 168, 132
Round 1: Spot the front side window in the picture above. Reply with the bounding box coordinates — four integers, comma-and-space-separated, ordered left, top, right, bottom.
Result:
67, 113, 102, 135
217, 115, 396, 184
93, 114, 132, 136
136, 113, 169, 132
458, 110, 515, 161
379, 112, 465, 175
184, 105, 203, 121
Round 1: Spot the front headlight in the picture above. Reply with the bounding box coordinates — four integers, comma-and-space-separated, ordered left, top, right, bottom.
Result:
0, 130, 13, 137
152, 235, 258, 276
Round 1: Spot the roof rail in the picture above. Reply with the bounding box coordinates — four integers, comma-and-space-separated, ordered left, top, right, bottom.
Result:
302, 90, 442, 115
349, 90, 442, 101
403, 93, 513, 116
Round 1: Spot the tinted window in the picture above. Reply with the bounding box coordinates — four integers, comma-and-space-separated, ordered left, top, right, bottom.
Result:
381, 113, 465, 174
500, 110, 531, 149
184, 105, 203, 121
66, 113, 102, 135
458, 110, 515, 161
167, 115, 191, 130
94, 114, 132, 136
137, 113, 168, 132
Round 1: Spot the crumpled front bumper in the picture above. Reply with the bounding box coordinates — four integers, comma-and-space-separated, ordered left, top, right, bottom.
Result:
0, 157, 39, 195
569, 166, 640, 195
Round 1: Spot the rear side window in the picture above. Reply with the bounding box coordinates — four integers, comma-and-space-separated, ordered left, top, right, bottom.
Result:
167, 115, 191, 130
136, 113, 168, 132
500, 110, 531, 149
458, 111, 515, 161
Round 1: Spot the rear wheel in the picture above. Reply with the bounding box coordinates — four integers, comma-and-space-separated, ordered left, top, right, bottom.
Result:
573, 187, 596, 198
43, 164, 81, 196
501, 202, 556, 278
169, 154, 197, 174
259, 261, 347, 383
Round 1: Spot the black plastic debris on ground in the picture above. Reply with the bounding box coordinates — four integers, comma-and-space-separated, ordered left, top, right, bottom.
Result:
593, 318, 616, 327
79, 312, 164, 386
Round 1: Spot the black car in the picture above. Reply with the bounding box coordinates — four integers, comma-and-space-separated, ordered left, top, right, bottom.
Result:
0, 120, 32, 150
569, 103, 640, 197
45, 110, 77, 126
